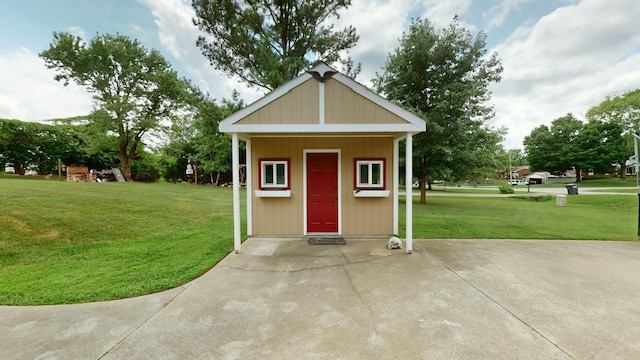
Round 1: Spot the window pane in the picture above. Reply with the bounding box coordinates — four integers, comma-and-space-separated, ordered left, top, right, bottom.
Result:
372, 163, 381, 185
359, 164, 369, 184
276, 163, 286, 185
265, 164, 273, 184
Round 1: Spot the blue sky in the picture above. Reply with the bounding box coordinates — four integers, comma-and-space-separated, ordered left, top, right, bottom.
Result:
1, 0, 639, 149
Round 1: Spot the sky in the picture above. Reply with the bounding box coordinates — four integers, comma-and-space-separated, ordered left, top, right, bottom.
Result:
1, 0, 639, 149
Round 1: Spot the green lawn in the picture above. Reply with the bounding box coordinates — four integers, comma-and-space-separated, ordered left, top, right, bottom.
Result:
403, 194, 637, 240
0, 178, 241, 305
1, 177, 637, 305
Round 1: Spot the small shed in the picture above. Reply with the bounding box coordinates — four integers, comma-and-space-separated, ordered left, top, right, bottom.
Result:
66, 166, 96, 182
220, 63, 426, 253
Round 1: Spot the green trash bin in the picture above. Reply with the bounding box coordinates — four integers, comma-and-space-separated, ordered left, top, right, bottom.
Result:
565, 183, 578, 195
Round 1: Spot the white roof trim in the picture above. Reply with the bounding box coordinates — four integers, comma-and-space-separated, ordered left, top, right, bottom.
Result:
224, 123, 424, 134
219, 62, 426, 134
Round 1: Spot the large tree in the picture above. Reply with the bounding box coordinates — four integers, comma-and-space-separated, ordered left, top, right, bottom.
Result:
524, 113, 584, 180
40, 32, 197, 181
525, 113, 625, 181
573, 120, 626, 177
192, 0, 359, 90
586, 88, 640, 178
375, 18, 503, 203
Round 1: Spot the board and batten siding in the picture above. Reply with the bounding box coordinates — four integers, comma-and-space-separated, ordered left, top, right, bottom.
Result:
251, 137, 394, 236
235, 78, 409, 126
237, 79, 319, 125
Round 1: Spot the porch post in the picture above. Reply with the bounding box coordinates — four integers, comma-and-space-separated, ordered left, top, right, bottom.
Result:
246, 138, 252, 236
232, 133, 241, 253
393, 138, 400, 235
405, 133, 413, 254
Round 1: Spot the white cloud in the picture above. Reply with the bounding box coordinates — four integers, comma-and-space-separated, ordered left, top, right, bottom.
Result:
0, 47, 93, 121
484, 0, 533, 30
489, 0, 640, 148
419, 0, 472, 28
67, 26, 87, 41
335, 0, 421, 85
138, 0, 263, 103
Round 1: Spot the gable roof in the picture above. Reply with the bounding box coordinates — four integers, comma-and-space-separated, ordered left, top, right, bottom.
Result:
219, 62, 426, 135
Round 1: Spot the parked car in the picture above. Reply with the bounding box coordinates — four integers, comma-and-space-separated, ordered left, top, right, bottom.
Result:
508, 179, 527, 186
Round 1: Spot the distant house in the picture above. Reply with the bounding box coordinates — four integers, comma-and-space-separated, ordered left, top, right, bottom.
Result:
501, 166, 530, 180
219, 62, 426, 254
624, 156, 637, 177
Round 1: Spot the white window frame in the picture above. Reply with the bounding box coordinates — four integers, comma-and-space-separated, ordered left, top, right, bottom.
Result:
259, 158, 289, 190
355, 159, 385, 189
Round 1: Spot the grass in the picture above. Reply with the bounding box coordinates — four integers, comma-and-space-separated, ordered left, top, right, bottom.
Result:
404, 195, 637, 240
1, 177, 637, 305
0, 178, 242, 305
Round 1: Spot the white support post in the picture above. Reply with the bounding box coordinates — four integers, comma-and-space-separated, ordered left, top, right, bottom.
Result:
405, 133, 413, 254
393, 137, 400, 235
232, 133, 241, 253
246, 138, 252, 236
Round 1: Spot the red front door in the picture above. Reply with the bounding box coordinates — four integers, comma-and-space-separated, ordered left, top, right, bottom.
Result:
307, 153, 339, 233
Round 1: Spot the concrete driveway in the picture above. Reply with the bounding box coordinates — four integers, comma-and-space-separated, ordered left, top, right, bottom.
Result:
2, 238, 640, 359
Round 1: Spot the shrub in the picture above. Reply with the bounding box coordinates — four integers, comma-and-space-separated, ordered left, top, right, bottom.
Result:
498, 182, 514, 194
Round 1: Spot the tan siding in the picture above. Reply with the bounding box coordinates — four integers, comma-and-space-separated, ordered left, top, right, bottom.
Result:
324, 80, 410, 125
250, 137, 394, 236
237, 79, 319, 125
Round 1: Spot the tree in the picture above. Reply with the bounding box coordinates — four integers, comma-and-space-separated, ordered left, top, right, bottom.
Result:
573, 120, 625, 176
586, 88, 640, 178
40, 32, 197, 181
524, 113, 584, 180
375, 18, 503, 203
192, 0, 360, 90
0, 119, 41, 174
192, 93, 245, 185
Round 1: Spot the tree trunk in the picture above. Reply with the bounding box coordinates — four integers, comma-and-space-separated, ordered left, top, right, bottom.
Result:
419, 176, 427, 204
119, 148, 132, 181
419, 159, 427, 204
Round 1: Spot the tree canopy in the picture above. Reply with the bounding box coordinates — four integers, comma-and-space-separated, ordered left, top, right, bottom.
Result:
586, 88, 640, 178
0, 118, 115, 175
40, 32, 198, 181
375, 18, 503, 203
524, 113, 625, 181
192, 0, 359, 90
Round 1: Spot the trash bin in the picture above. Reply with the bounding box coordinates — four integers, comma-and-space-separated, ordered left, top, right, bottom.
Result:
565, 183, 578, 195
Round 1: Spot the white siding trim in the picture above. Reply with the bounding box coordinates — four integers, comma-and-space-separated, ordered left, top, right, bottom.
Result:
319, 81, 325, 124
222, 123, 424, 134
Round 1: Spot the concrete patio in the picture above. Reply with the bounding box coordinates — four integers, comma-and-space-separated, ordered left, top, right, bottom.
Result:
2, 238, 640, 359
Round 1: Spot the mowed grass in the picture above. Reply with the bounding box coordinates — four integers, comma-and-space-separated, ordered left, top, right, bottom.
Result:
1, 177, 637, 305
0, 178, 241, 305
405, 194, 637, 240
